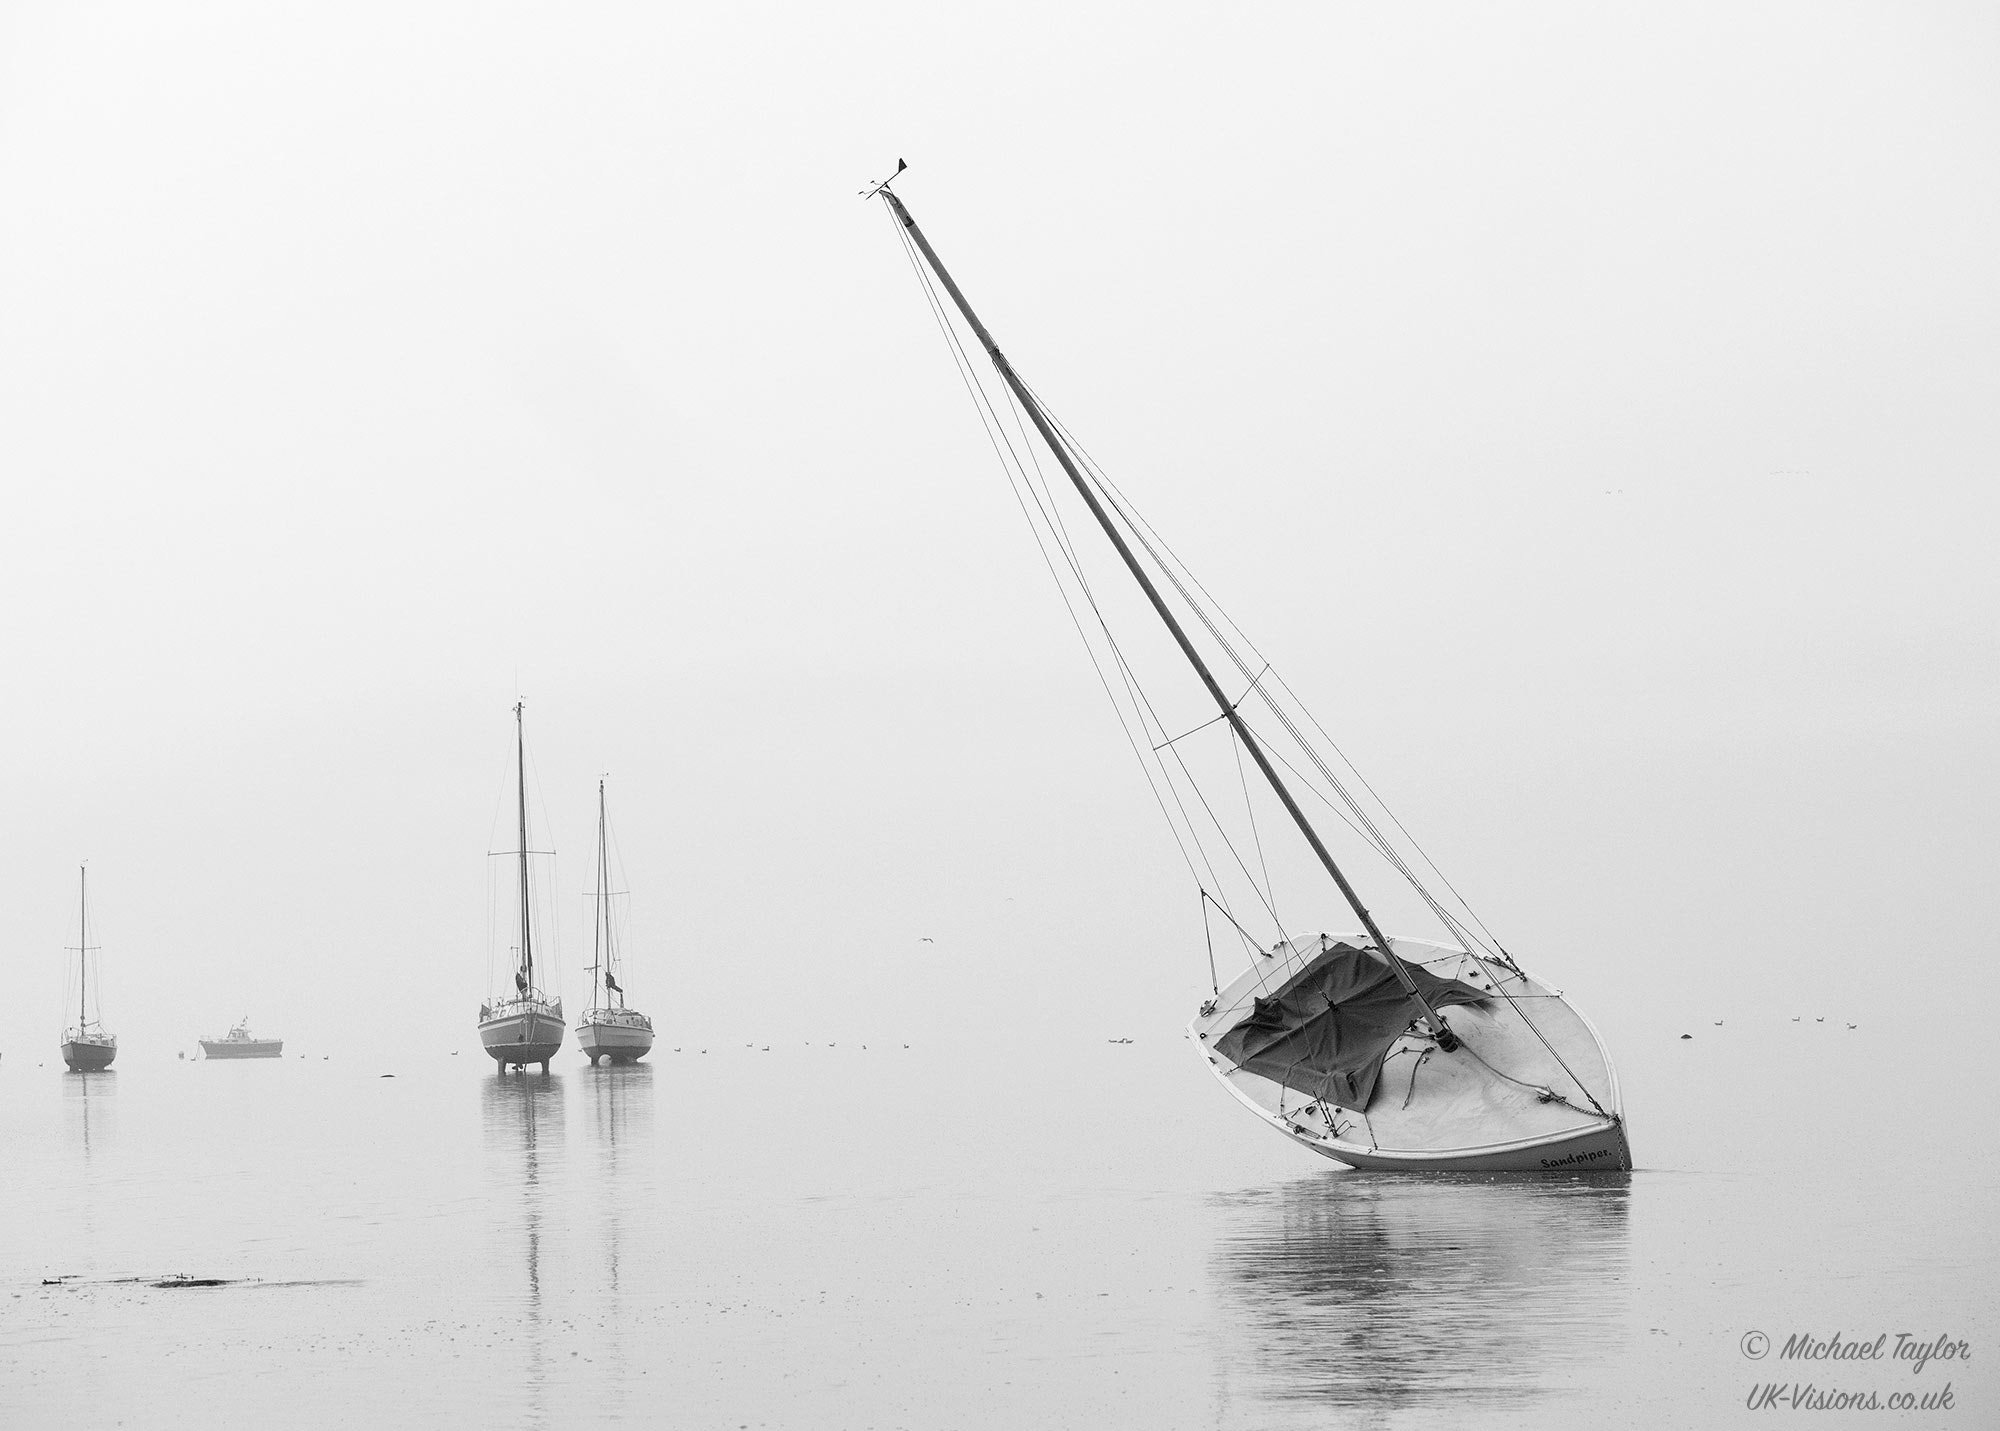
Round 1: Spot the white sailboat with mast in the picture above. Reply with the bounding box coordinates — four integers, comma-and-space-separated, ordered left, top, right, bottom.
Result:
479, 701, 565, 1073
576, 778, 653, 1065
874, 172, 1630, 1172
61, 864, 117, 1073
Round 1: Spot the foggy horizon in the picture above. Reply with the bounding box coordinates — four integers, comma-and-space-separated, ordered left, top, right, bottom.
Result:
5, 1, 1994, 1076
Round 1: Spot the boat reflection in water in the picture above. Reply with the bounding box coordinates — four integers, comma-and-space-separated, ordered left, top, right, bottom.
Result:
588, 1061, 655, 1290
481, 1073, 566, 1420
587, 1060, 654, 1183
62, 1071, 112, 1255
586, 1061, 653, 1416
63, 1064, 114, 1160
1211, 1172, 1631, 1419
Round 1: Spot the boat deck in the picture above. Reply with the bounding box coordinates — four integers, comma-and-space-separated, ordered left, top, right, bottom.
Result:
1192, 936, 1625, 1169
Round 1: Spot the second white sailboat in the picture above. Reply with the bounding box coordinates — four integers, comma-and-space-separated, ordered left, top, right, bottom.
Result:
577, 778, 653, 1066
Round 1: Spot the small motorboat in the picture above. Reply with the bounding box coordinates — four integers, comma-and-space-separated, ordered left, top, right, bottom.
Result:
199, 1019, 283, 1059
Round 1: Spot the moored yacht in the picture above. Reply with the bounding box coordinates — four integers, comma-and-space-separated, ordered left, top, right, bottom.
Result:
576, 778, 653, 1065
61, 865, 117, 1073
480, 701, 564, 1073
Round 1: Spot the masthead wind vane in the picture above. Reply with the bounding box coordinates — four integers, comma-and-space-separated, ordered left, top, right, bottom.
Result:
859, 157, 907, 200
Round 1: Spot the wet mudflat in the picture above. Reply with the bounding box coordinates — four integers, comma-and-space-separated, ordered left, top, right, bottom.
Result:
3, 1020, 1991, 1429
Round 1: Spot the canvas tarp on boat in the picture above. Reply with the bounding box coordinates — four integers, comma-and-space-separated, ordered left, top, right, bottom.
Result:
1212, 942, 1489, 1110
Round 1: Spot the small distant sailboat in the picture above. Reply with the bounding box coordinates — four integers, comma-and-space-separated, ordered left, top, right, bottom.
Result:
61, 865, 117, 1072
199, 1019, 283, 1059
576, 778, 654, 1066
479, 701, 564, 1073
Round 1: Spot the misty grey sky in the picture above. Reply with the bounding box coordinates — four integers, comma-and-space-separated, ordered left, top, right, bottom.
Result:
2, 3, 1994, 1069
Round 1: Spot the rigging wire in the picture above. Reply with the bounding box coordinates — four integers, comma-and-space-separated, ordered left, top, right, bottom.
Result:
886, 202, 1563, 1042
521, 729, 563, 997
1201, 886, 1275, 955
1271, 666, 1518, 962
1228, 723, 1282, 935
1021, 378, 1517, 957
888, 206, 1282, 971
888, 209, 1255, 951
985, 372, 1300, 960
1062, 425, 1482, 953
1455, 1031, 1611, 1121
1002, 410, 1306, 959
1249, 730, 1489, 954
979, 325, 1287, 959
1198, 893, 1220, 997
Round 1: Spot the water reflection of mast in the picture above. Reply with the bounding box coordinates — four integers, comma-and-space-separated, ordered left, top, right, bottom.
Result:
67, 1065, 101, 1158
483, 1074, 565, 1421
64, 1070, 112, 1164
1210, 1173, 1631, 1421
589, 1063, 653, 1417
63, 1071, 112, 1262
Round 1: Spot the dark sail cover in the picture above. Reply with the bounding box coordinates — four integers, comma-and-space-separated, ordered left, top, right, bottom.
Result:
1212, 942, 1489, 1110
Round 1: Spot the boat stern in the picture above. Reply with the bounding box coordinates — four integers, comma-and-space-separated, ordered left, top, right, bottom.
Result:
478, 1001, 567, 1070
577, 1012, 654, 1065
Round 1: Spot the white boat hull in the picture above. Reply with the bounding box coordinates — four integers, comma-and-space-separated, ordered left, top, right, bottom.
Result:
479, 1000, 565, 1070
201, 1039, 283, 1059
61, 1035, 117, 1072
1192, 934, 1630, 1172
577, 1011, 653, 1064
1292, 1115, 1632, 1173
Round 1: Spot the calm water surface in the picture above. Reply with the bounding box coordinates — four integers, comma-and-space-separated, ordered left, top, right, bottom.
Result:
4, 1020, 1992, 1428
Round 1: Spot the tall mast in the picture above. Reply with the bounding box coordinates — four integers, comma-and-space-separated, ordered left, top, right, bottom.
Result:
593, 778, 610, 1008
515, 701, 534, 995
881, 188, 1459, 1048
77, 864, 88, 1028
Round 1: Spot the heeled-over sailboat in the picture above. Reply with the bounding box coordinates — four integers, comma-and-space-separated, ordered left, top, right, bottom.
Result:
873, 171, 1629, 1171
479, 701, 565, 1073
61, 864, 117, 1072
576, 778, 654, 1065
